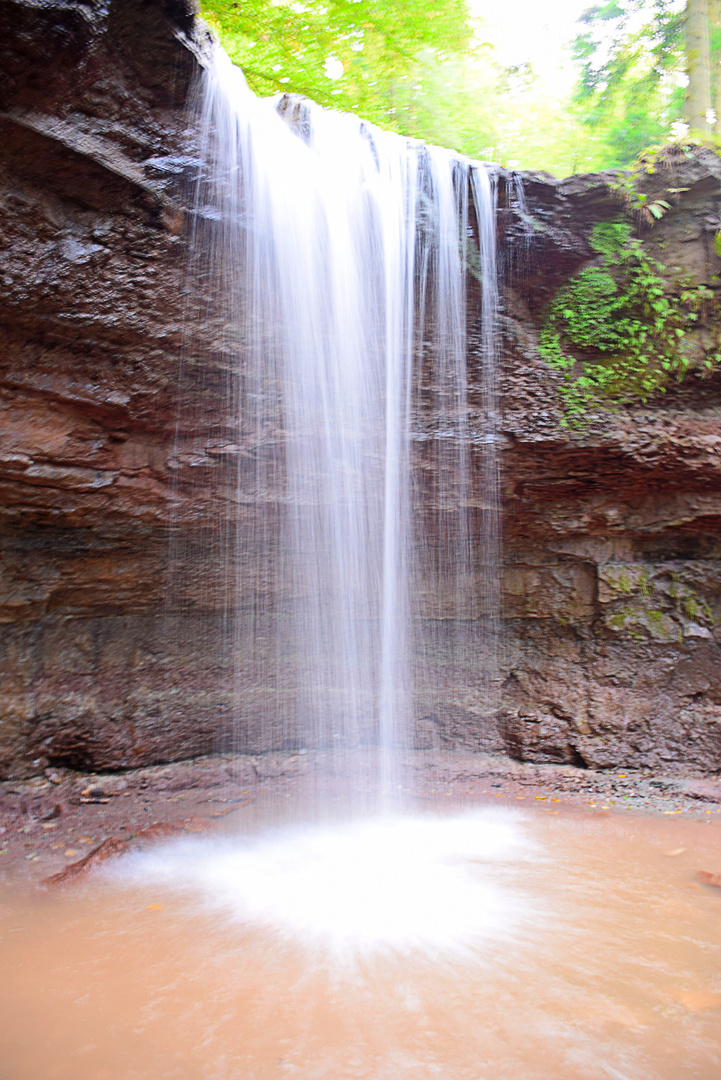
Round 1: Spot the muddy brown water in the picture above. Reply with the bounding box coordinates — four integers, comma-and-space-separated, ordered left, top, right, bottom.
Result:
1, 799, 720, 1080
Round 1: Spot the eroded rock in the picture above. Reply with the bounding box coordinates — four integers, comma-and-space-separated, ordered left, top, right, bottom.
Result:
0, 0, 719, 776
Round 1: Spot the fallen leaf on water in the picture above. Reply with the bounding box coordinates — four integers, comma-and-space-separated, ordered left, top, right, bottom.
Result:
64, 849, 78, 858
41, 823, 57, 830
679, 990, 721, 1012
146, 904, 164, 911
664, 848, 686, 857
697, 870, 721, 888
77, 837, 94, 845
551, 798, 561, 803
535, 796, 546, 801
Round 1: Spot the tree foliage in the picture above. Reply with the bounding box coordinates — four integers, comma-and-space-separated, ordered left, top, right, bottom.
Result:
571, 0, 721, 165
200, 1, 473, 128
571, 1, 686, 166
202, 1, 618, 175
201, 1, 721, 176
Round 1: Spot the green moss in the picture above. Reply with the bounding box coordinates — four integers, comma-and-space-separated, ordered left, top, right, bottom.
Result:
673, 582, 716, 626
608, 567, 718, 642
614, 570, 633, 594
683, 596, 700, 620
668, 571, 717, 625
634, 137, 721, 174
540, 220, 721, 426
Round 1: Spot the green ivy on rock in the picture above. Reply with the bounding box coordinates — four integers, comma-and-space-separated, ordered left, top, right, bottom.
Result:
540, 221, 721, 425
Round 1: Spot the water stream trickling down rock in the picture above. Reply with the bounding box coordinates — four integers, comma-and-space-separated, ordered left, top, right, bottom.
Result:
0, 0, 720, 779
173, 46, 500, 802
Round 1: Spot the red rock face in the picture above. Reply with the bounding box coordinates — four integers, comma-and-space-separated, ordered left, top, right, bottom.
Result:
497, 165, 721, 771
0, 0, 223, 776
0, 0, 719, 778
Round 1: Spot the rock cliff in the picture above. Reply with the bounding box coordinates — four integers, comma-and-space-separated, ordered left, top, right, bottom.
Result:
0, 0, 719, 777
497, 158, 721, 772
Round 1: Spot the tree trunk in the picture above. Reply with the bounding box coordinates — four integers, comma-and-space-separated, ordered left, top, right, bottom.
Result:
710, 0, 721, 129
685, 0, 712, 131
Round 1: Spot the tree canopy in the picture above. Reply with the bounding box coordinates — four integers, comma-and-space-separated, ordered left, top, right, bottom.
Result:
201, 1, 721, 176
571, 1, 686, 166
200, 0, 473, 126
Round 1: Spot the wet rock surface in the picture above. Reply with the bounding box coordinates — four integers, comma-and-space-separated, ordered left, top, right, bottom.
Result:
1, 751, 720, 886
0, 0, 719, 776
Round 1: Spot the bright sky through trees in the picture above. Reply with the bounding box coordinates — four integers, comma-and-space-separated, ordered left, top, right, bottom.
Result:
202, 1, 717, 177
469, 0, 592, 92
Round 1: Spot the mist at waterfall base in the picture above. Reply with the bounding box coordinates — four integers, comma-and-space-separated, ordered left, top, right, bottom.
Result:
3, 805, 721, 1079
160, 41, 511, 961
99, 49, 718, 1075
3, 48, 720, 1080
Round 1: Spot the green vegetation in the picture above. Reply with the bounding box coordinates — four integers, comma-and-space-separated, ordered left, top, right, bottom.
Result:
539, 219, 721, 423
200, 0, 472, 126
201, 2, 721, 175
198, 1, 640, 174
201, 4, 721, 420
572, 0, 721, 167
603, 564, 717, 642
571, 1, 687, 168
668, 572, 716, 622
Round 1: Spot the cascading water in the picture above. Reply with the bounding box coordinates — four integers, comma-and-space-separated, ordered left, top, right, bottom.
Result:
6, 48, 721, 1080
183, 46, 500, 806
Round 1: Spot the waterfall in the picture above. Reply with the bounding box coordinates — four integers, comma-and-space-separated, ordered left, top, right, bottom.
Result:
183, 47, 500, 804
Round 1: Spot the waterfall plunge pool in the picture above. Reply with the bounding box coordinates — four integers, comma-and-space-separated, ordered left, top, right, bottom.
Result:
1, 800, 720, 1080
3, 42, 718, 1080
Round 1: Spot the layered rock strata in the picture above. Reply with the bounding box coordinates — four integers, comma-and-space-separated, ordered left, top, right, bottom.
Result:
0, 0, 719, 777
497, 160, 721, 772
